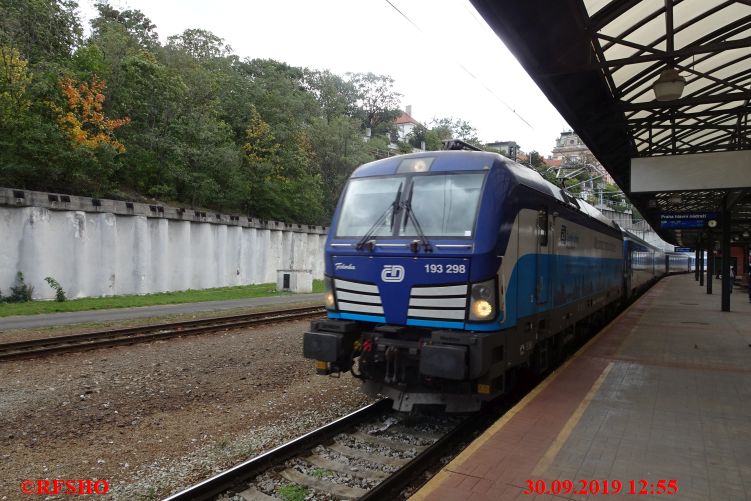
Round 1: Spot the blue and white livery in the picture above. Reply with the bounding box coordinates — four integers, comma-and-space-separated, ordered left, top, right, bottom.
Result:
304, 147, 675, 412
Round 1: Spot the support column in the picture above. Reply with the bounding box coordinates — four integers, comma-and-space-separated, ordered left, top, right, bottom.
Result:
707, 238, 713, 295
699, 244, 704, 287
721, 207, 731, 312
695, 247, 700, 281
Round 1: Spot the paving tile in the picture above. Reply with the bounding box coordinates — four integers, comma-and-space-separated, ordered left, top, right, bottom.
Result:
414, 275, 751, 500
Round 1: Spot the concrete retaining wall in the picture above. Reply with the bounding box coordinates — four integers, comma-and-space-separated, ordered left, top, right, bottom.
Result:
0, 188, 328, 300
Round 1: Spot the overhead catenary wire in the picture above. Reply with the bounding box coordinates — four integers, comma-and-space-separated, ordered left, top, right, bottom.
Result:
383, 0, 535, 130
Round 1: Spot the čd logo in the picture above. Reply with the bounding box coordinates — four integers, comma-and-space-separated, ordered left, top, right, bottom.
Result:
381, 265, 405, 283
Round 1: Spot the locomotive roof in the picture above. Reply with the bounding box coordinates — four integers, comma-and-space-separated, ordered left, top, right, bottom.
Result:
352, 151, 618, 230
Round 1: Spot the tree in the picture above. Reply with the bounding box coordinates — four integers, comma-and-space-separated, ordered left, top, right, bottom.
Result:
528, 150, 558, 184
303, 69, 359, 121
347, 72, 401, 134
0, 46, 32, 123
52, 75, 130, 152
0, 0, 82, 63
308, 115, 372, 212
166, 29, 232, 60
428, 117, 480, 145
105, 50, 188, 197
90, 2, 159, 51
243, 104, 280, 164
0, 1, 434, 225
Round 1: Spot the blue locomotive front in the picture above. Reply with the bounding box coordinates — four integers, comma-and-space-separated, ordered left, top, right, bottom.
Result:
304, 149, 624, 412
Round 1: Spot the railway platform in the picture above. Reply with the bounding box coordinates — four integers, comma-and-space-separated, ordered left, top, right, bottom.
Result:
413, 274, 751, 500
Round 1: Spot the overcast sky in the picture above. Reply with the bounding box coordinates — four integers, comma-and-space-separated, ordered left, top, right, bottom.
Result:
79, 0, 571, 156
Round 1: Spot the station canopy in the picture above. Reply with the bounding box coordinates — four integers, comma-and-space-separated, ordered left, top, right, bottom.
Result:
472, 0, 751, 247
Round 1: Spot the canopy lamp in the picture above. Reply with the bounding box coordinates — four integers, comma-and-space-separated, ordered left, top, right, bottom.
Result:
652, 68, 686, 101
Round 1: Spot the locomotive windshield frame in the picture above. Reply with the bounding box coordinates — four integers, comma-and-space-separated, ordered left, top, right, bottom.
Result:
334, 171, 487, 239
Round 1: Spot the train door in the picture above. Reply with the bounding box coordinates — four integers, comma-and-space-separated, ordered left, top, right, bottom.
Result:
535, 208, 550, 307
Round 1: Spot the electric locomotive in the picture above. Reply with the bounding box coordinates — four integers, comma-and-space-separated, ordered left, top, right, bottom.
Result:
304, 143, 627, 412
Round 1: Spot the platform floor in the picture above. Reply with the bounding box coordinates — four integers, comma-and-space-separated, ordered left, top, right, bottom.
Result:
413, 274, 751, 500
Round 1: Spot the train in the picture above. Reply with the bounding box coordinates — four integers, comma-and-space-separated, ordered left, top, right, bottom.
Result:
303, 143, 693, 412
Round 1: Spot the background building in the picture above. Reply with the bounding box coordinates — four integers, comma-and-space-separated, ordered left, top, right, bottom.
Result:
551, 130, 614, 184
394, 105, 420, 142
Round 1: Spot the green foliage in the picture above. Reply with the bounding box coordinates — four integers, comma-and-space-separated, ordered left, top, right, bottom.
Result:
91, 2, 159, 51
7, 272, 33, 302
528, 151, 559, 184
311, 468, 333, 479
44, 276, 66, 301
0, 4, 413, 224
347, 72, 401, 134
397, 141, 413, 154
278, 484, 307, 501
166, 28, 231, 60
0, 0, 82, 63
408, 118, 481, 150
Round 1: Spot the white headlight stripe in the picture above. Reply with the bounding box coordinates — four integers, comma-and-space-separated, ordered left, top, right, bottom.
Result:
408, 308, 465, 320
410, 285, 468, 296
334, 279, 379, 294
408, 297, 467, 308
336, 290, 382, 304
338, 302, 385, 314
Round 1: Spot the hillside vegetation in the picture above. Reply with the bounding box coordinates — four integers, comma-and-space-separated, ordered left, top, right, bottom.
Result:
0, 1, 462, 224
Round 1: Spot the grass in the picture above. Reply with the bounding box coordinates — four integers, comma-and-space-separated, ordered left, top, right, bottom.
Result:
278, 484, 308, 501
0, 280, 324, 318
311, 467, 333, 479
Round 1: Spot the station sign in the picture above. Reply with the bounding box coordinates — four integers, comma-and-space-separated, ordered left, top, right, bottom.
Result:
659, 211, 720, 229
674, 247, 693, 253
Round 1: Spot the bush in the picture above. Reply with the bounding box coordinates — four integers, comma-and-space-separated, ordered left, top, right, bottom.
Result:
8, 272, 34, 303
44, 276, 67, 302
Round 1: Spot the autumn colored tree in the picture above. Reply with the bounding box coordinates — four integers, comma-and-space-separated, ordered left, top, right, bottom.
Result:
243, 105, 280, 164
52, 76, 130, 152
0, 46, 31, 123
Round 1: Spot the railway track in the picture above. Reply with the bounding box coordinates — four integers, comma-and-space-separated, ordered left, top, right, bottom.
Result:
0, 306, 324, 361
163, 398, 491, 501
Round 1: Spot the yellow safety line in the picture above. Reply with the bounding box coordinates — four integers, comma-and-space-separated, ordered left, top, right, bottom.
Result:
531, 362, 613, 476
412, 294, 649, 500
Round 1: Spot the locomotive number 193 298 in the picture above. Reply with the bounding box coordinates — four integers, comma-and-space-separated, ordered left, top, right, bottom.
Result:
424, 264, 466, 274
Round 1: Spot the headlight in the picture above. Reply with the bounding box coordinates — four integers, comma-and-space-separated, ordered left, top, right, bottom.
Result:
324, 276, 336, 310
469, 279, 496, 321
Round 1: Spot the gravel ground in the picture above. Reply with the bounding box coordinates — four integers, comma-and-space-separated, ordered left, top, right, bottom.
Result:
0, 318, 373, 500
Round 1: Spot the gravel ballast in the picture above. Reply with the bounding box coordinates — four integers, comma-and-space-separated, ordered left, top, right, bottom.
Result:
0, 319, 373, 500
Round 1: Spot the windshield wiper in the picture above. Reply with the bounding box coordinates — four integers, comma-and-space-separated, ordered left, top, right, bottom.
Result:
355, 182, 402, 251
402, 183, 432, 253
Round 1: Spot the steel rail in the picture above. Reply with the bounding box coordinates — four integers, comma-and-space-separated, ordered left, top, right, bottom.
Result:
359, 410, 485, 500
162, 399, 394, 501
163, 399, 488, 501
0, 306, 324, 361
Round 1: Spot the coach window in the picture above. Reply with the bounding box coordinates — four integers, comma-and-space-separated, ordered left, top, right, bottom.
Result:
537, 209, 548, 247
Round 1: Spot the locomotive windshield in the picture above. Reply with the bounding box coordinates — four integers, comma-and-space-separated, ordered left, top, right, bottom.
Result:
335, 172, 485, 238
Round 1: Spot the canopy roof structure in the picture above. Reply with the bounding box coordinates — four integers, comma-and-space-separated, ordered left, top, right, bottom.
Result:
472, 0, 751, 247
